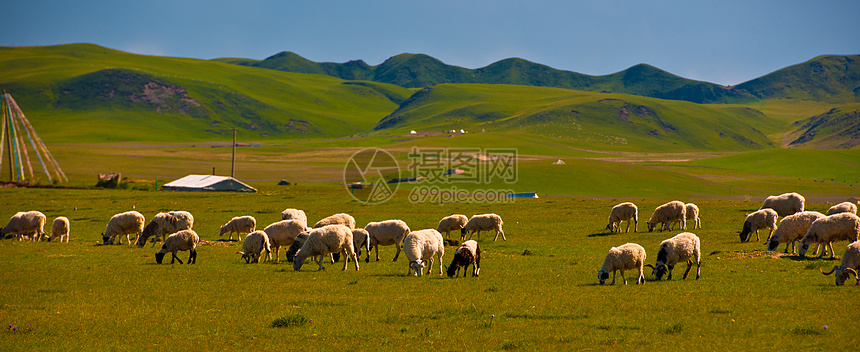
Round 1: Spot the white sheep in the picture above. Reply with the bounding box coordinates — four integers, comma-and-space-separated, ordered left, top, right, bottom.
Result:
646, 201, 686, 232
48, 216, 70, 242
737, 208, 778, 243
219, 216, 256, 241
102, 211, 145, 245
237, 230, 271, 264
1, 211, 46, 241
280, 208, 308, 226
292, 224, 359, 271
351, 228, 371, 258
826, 202, 858, 216
365, 219, 411, 262
404, 229, 445, 277
761, 192, 805, 217
670, 203, 701, 230
820, 241, 860, 285
136, 211, 194, 248
798, 212, 860, 258
155, 229, 199, 264
766, 211, 826, 253
461, 213, 506, 241
437, 214, 468, 238
313, 213, 356, 229
645, 232, 701, 280
446, 240, 481, 278
606, 202, 638, 233
263, 219, 308, 262
597, 243, 646, 285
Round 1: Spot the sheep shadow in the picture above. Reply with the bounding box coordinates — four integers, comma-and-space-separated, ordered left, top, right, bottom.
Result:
587, 231, 620, 238
782, 255, 839, 262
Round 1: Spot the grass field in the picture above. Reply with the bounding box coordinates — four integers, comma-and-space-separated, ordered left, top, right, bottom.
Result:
0, 186, 857, 351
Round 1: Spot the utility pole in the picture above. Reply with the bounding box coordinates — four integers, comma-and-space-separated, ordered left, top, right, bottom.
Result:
231, 128, 236, 178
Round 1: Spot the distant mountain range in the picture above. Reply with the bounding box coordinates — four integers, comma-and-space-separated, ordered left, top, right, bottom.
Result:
215, 52, 860, 104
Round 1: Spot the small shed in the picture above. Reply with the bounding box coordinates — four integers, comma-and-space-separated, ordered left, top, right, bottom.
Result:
553, 159, 565, 165
162, 174, 257, 193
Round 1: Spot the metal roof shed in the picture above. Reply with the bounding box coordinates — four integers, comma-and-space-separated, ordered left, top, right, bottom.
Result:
162, 174, 257, 193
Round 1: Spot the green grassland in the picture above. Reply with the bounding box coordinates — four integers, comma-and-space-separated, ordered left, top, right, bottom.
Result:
1, 186, 857, 350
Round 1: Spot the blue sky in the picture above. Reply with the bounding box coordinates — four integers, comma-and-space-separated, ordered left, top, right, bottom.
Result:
3, 0, 858, 86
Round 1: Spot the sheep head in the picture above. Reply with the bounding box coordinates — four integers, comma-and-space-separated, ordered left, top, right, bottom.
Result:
738, 221, 752, 242
292, 254, 307, 271
606, 223, 617, 232
136, 222, 158, 247
446, 264, 461, 278
646, 222, 657, 232
766, 238, 780, 251
820, 266, 849, 286
101, 233, 112, 245
797, 242, 811, 257
647, 263, 670, 280
155, 252, 166, 264
597, 269, 610, 285
846, 268, 859, 285
410, 260, 426, 276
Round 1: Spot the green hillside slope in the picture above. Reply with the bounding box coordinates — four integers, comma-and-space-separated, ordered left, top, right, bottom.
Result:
373, 84, 780, 152
783, 104, 860, 149
736, 55, 860, 103
0, 44, 412, 142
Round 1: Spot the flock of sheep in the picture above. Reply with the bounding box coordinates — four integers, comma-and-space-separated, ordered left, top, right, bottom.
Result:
598, 193, 860, 286
0, 207, 500, 278
4, 192, 858, 285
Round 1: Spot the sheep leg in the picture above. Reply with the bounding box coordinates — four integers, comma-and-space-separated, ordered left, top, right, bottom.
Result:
494, 228, 506, 241
682, 260, 692, 279
374, 244, 381, 261
352, 250, 360, 271
625, 220, 630, 233
172, 252, 184, 264
619, 269, 628, 285
315, 255, 325, 271
667, 265, 675, 280
610, 270, 616, 285
188, 250, 197, 264
341, 249, 348, 271
754, 229, 760, 242
392, 243, 401, 262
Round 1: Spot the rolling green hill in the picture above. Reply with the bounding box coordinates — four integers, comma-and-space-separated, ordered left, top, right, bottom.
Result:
373, 84, 780, 152
0, 44, 412, 142
736, 55, 860, 103
783, 104, 860, 149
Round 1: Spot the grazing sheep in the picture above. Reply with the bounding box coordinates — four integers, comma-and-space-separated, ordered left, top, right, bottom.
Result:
102, 211, 145, 245
437, 214, 468, 238
446, 240, 481, 278
219, 216, 256, 241
460, 213, 506, 241
761, 192, 805, 217
798, 213, 860, 258
280, 208, 308, 226
155, 229, 199, 264
351, 228, 370, 258
1, 211, 46, 241
313, 213, 356, 229
738, 208, 778, 243
606, 202, 638, 233
263, 220, 308, 262
827, 202, 858, 216
48, 216, 70, 243
365, 219, 411, 262
136, 211, 194, 248
237, 230, 271, 264
646, 201, 686, 232
597, 243, 647, 285
292, 225, 359, 271
820, 241, 860, 285
285, 233, 308, 264
684, 203, 701, 230
645, 232, 701, 280
766, 211, 826, 253
404, 229, 445, 277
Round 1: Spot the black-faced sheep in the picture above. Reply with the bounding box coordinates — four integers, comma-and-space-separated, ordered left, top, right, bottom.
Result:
798, 213, 860, 258
597, 243, 646, 285
1, 211, 46, 241
263, 219, 308, 262
292, 225, 359, 271
761, 192, 805, 217
237, 230, 271, 264
461, 213, 506, 241
365, 219, 410, 262
820, 241, 860, 285
219, 216, 256, 241
155, 229, 199, 264
313, 213, 356, 229
738, 208, 778, 243
280, 208, 308, 226
136, 211, 194, 248
645, 232, 701, 280
48, 216, 70, 242
437, 214, 468, 238
646, 201, 686, 232
766, 211, 826, 253
404, 229, 445, 277
606, 202, 638, 233
446, 240, 481, 278
102, 211, 145, 245
827, 202, 858, 216
285, 233, 308, 264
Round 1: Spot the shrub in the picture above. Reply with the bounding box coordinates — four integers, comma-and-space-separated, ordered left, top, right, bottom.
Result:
270, 314, 308, 328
